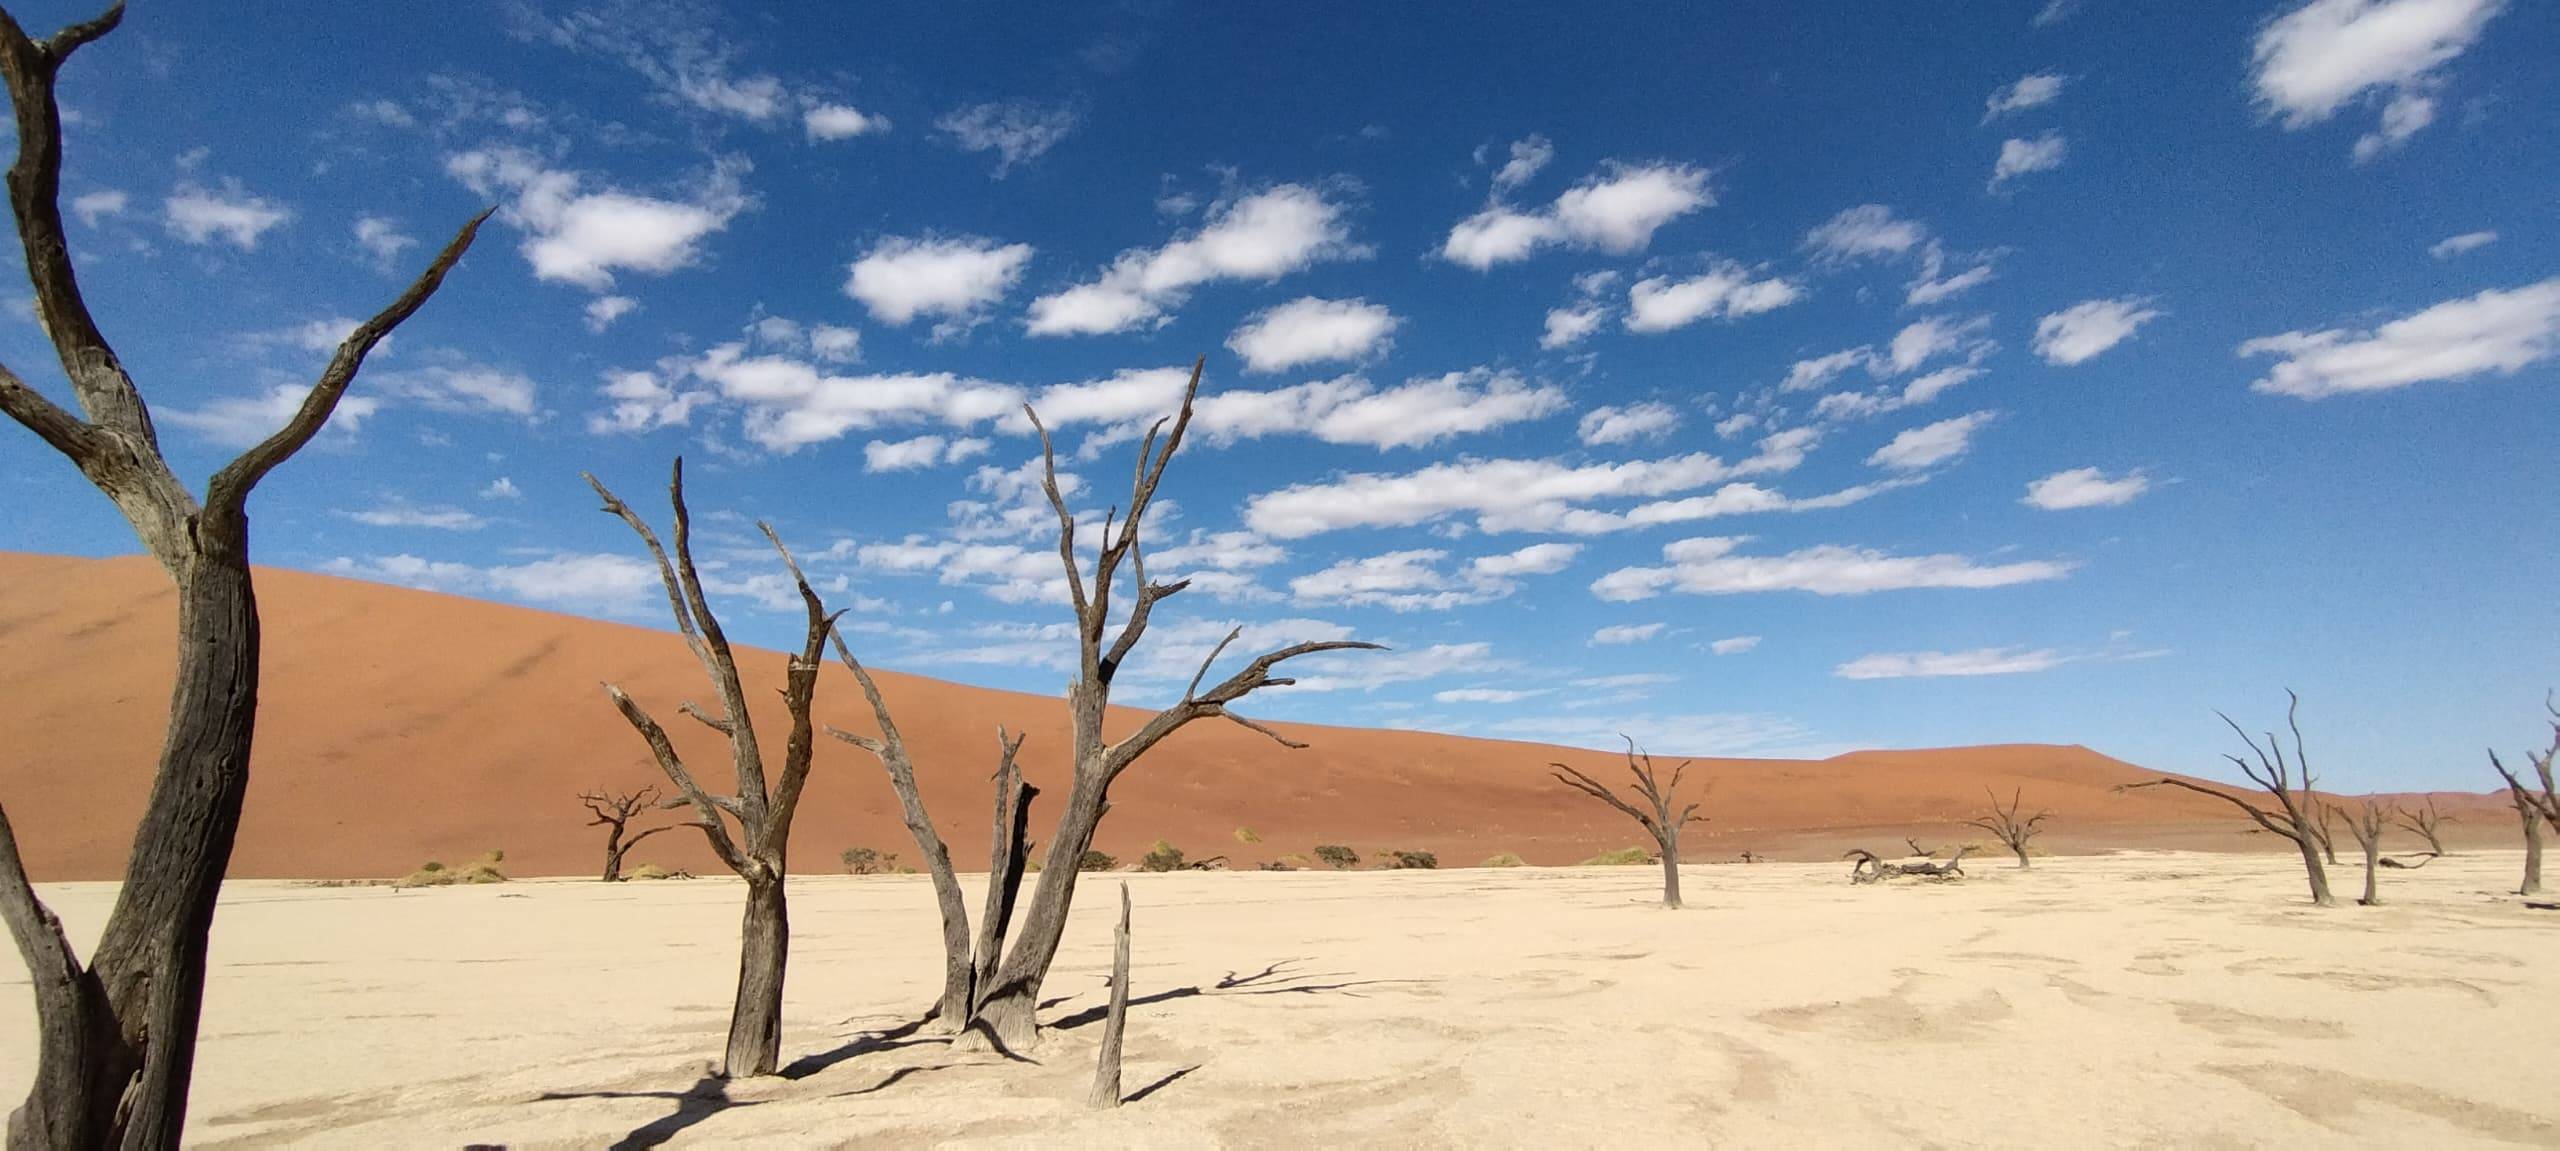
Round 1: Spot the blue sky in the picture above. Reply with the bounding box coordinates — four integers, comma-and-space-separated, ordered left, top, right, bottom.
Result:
2, 0, 2554, 791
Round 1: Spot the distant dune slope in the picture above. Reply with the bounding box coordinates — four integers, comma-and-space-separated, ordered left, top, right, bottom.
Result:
0, 552, 2516, 879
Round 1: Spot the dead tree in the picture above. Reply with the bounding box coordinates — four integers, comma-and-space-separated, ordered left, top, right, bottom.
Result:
2393, 797, 2454, 856
1087, 883, 1132, 1110
824, 650, 1035, 1035
2310, 803, 2341, 866
967, 359, 1381, 1050
1964, 787, 2049, 869
1550, 737, 1704, 908
1904, 838, 1935, 859
2332, 800, 2387, 906
2489, 693, 2560, 839
2514, 794, 2544, 897
588, 463, 834, 1078
0, 7, 487, 1143
579, 787, 677, 883
2117, 692, 2335, 907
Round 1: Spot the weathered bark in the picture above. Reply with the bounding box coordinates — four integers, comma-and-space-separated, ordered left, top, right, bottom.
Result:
2333, 801, 2385, 907
968, 360, 1380, 1051
590, 476, 835, 1077
1965, 786, 2049, 870
0, 8, 486, 1142
2518, 800, 2545, 897
1087, 883, 1131, 1110
2119, 692, 2336, 907
2393, 797, 2453, 856
1551, 737, 1704, 909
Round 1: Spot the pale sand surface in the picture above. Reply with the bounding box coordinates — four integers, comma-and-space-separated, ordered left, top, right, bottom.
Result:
5, 852, 2557, 1148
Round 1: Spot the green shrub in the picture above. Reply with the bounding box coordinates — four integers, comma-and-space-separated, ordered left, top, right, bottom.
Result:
1139, 839, 1187, 872
1580, 846, 1655, 866
1479, 852, 1527, 868
1381, 849, 1438, 870
1078, 849, 1119, 872
1313, 844, 1359, 870
1233, 826, 1263, 844
842, 846, 901, 875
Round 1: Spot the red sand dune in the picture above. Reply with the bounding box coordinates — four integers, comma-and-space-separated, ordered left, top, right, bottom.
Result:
0, 552, 2519, 880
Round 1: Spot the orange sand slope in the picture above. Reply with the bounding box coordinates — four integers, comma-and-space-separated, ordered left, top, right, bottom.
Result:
0, 551, 2516, 879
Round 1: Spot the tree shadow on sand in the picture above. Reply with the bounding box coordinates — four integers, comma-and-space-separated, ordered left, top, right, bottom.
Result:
534, 1074, 766, 1151
1046, 958, 1427, 1032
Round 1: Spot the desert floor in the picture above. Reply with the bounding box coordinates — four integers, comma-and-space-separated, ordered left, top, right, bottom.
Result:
5, 851, 2557, 1148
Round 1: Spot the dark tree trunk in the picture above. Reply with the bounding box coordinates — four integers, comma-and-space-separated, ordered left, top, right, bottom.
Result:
724, 875, 788, 1078
976, 764, 1107, 1049
1087, 883, 1130, 1110
1656, 838, 1682, 910
2519, 805, 2543, 897
601, 825, 627, 884
970, 768, 1035, 1013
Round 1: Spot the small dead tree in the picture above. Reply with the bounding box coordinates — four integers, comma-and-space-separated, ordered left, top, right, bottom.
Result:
0, 7, 487, 1143
1550, 737, 1704, 909
579, 786, 677, 883
2489, 694, 2560, 839
1964, 787, 2049, 869
588, 462, 835, 1078
824, 645, 1036, 1035
2117, 692, 2335, 907
2393, 797, 2454, 856
2332, 800, 2387, 906
967, 359, 1381, 1050
1087, 883, 1132, 1110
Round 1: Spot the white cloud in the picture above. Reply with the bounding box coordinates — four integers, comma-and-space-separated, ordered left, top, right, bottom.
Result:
803, 102, 885, 142
1542, 302, 1608, 350
1484, 711, 1831, 757
2250, 0, 2504, 160
1290, 543, 1579, 611
2033, 0, 2079, 26
809, 325, 861, 363
1709, 635, 1761, 655
584, 295, 640, 333
352, 215, 418, 271
164, 181, 292, 249
2240, 277, 2560, 398
2033, 297, 2163, 365
1907, 243, 1999, 307
1441, 161, 1711, 269
1804, 204, 1927, 263
1783, 347, 1878, 392
1243, 431, 1817, 538
71, 188, 128, 228
1590, 622, 1665, 645
371, 363, 541, 417
864, 434, 992, 472
340, 501, 487, 531
1834, 646, 2066, 680
588, 368, 710, 435
1577, 402, 1681, 446
1027, 184, 1362, 335
1295, 369, 1564, 449
1490, 133, 1555, 192
1983, 73, 2067, 121
1625, 263, 1803, 332
2023, 466, 2150, 509
1436, 687, 1548, 704
323, 551, 661, 615
1592, 536, 2073, 600
523, 3, 788, 122
446, 146, 747, 292
1868, 411, 1995, 471
934, 101, 1078, 176
1227, 296, 1399, 372
1989, 132, 2067, 190
1889, 315, 1991, 373
162, 385, 381, 448
845, 234, 1034, 329
481, 477, 523, 500
2429, 230, 2496, 258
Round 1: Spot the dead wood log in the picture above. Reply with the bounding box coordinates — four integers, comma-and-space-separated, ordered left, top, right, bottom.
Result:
1552, 737, 1705, 908
1845, 847, 1969, 883
1087, 883, 1132, 1109
0, 6, 488, 1140
2116, 691, 2336, 907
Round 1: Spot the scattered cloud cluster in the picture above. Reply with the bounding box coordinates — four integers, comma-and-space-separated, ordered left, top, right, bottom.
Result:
1027, 184, 1364, 335
1442, 161, 1711, 269
2250, 0, 2506, 162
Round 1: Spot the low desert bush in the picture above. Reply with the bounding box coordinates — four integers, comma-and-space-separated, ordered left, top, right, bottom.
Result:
1313, 844, 1359, 870
841, 846, 900, 875
1380, 849, 1438, 870
1580, 846, 1655, 866
1479, 852, 1527, 868
395, 850, 507, 888
1233, 826, 1263, 844
1139, 839, 1187, 872
1257, 860, 1297, 871
1078, 849, 1119, 872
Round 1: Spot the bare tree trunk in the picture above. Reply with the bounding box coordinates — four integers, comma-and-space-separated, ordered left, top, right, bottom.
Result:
601, 823, 627, 883
971, 741, 1034, 1013
1657, 840, 1683, 910
2519, 804, 2544, 897
1087, 883, 1130, 1110
723, 875, 788, 1078
977, 761, 1108, 1049
2359, 837, 2379, 906
2298, 833, 2336, 908
2012, 843, 2031, 868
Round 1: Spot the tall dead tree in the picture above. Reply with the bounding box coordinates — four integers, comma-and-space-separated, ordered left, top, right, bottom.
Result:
2332, 800, 2387, 906
0, 7, 486, 1144
824, 649, 1034, 1034
588, 463, 834, 1078
966, 359, 1381, 1050
2119, 692, 2335, 907
1551, 737, 1704, 908
1964, 787, 2049, 869
1087, 883, 1132, 1110
2393, 797, 2453, 856
579, 786, 677, 883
